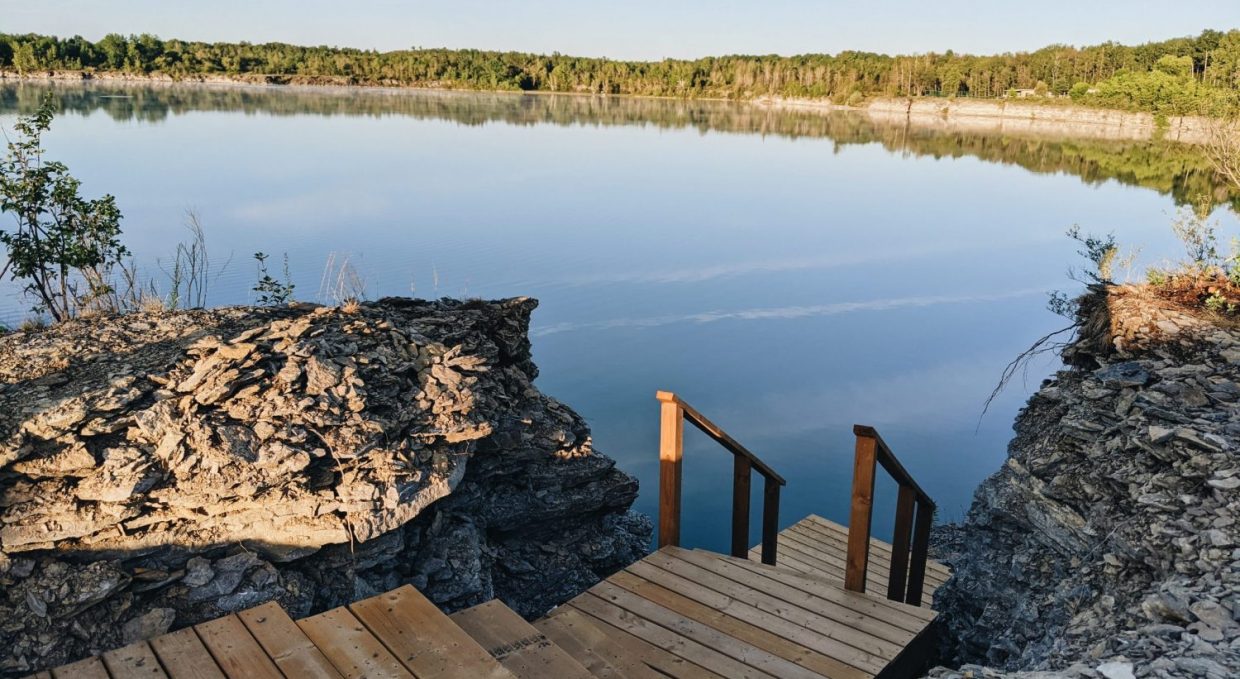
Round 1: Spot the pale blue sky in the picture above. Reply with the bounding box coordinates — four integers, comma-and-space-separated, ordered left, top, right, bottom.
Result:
3, 1, 1240, 60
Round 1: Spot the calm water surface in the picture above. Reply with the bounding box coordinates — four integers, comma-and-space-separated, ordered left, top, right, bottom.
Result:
2, 82, 1235, 551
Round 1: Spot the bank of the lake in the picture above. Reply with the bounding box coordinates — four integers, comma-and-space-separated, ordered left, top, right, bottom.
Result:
758, 96, 1217, 145
1, 69, 1222, 145
930, 284, 1240, 678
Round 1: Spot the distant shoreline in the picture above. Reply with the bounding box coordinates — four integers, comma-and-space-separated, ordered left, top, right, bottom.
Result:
756, 96, 1215, 145
0, 69, 1217, 145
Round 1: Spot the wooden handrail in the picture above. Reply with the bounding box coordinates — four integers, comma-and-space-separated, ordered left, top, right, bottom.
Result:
658, 392, 786, 484
845, 424, 936, 606
656, 391, 786, 565
852, 425, 934, 507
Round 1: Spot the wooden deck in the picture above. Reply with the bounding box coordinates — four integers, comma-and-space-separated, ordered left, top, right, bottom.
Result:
747, 515, 951, 598
551, 515, 947, 679
33, 516, 948, 679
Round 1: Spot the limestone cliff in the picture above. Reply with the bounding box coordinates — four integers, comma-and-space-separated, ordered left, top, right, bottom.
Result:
0, 298, 651, 676
931, 286, 1239, 679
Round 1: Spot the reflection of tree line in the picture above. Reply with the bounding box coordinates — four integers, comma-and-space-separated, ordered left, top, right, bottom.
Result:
1, 81, 1232, 209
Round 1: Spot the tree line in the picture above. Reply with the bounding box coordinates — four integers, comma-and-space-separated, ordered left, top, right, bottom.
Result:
2, 29, 1240, 114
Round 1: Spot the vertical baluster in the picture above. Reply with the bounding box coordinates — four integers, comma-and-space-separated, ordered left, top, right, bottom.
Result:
657, 392, 684, 549
731, 456, 752, 558
886, 484, 916, 601
905, 498, 934, 606
761, 476, 780, 565
845, 430, 878, 593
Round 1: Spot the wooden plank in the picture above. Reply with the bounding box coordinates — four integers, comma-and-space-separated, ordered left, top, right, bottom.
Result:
678, 548, 936, 629
194, 615, 282, 679
887, 486, 916, 602
760, 478, 780, 566
732, 455, 752, 559
569, 591, 776, 679
535, 608, 663, 679
775, 528, 898, 589
148, 628, 226, 679
451, 600, 592, 679
101, 641, 168, 678
561, 604, 726, 679
237, 602, 343, 679
853, 426, 933, 506
845, 435, 878, 594
647, 550, 915, 651
658, 392, 784, 484
348, 585, 511, 679
781, 523, 898, 576
611, 568, 876, 678
789, 521, 950, 587
905, 501, 934, 607
658, 394, 685, 549
803, 516, 951, 581
297, 607, 411, 679
772, 523, 948, 594
588, 581, 802, 679
51, 656, 109, 679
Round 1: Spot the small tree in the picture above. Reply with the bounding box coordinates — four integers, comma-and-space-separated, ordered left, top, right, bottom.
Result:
0, 96, 128, 321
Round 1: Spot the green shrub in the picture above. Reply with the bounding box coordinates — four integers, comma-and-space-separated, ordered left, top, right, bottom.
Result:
0, 96, 129, 321
252, 252, 295, 306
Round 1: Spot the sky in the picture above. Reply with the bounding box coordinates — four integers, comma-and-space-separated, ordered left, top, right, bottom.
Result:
3, 0, 1240, 61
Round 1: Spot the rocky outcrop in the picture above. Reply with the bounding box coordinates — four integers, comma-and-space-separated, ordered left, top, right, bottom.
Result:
932, 285, 1240, 679
0, 298, 650, 676
757, 96, 1213, 145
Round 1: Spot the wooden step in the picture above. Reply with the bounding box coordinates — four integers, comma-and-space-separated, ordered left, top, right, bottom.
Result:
343, 585, 515, 679
745, 515, 951, 601
553, 519, 942, 678
534, 608, 664, 679
33, 515, 947, 679
451, 600, 595, 679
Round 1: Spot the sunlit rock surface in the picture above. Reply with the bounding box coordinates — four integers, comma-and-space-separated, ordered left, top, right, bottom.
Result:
0, 298, 650, 675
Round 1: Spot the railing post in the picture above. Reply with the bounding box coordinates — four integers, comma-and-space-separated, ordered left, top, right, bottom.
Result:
886, 484, 916, 601
657, 392, 684, 549
731, 456, 752, 558
845, 431, 878, 593
905, 498, 934, 606
761, 476, 780, 565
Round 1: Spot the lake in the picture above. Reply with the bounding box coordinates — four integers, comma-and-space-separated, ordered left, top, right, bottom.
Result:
1, 81, 1235, 552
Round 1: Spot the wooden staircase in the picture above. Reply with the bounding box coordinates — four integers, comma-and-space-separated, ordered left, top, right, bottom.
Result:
32, 394, 949, 679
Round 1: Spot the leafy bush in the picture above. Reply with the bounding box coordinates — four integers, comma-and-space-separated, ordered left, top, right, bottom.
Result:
252, 252, 295, 306
0, 96, 129, 321
1066, 225, 1120, 283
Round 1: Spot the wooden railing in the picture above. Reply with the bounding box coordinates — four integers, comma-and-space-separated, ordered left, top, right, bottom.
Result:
656, 391, 787, 565
845, 425, 936, 607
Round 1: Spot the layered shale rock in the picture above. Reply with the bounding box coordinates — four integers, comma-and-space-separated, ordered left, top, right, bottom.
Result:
0, 298, 650, 676
932, 285, 1240, 679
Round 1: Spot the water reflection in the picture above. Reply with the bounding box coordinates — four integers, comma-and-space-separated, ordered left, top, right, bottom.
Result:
2, 80, 1234, 209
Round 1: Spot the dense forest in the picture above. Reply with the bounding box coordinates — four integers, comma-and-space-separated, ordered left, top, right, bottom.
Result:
2, 30, 1240, 114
